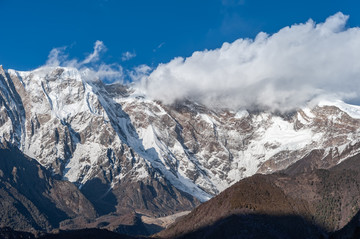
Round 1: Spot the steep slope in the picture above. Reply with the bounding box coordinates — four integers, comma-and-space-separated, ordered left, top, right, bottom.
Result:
0, 66, 200, 219
117, 90, 360, 198
330, 210, 360, 239
157, 153, 360, 238
0, 143, 96, 232
155, 174, 318, 238
2, 65, 360, 220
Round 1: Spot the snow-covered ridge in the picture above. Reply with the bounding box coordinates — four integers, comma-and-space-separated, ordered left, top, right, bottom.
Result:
318, 99, 360, 119
1, 66, 360, 203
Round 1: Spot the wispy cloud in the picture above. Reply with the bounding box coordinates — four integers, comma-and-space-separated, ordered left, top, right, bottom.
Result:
121, 51, 136, 61
153, 42, 165, 52
81, 40, 106, 64
140, 12, 360, 111
44, 41, 123, 82
46, 46, 68, 67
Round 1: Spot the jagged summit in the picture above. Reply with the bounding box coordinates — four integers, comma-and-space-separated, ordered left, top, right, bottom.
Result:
2, 65, 360, 218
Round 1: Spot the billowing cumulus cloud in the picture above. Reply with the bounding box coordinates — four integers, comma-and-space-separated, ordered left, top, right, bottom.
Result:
45, 41, 123, 82
140, 12, 360, 111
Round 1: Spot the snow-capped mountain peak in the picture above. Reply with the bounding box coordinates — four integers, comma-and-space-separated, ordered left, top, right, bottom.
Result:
2, 66, 360, 207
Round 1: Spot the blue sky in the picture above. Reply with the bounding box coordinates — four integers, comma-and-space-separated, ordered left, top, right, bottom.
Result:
0, 0, 359, 72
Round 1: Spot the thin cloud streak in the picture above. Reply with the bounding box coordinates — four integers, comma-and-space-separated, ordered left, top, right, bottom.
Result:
153, 42, 165, 52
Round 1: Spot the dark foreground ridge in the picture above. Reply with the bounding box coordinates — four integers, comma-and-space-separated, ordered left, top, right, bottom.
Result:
0, 227, 141, 239
3, 147, 360, 238
163, 214, 326, 239
155, 152, 360, 239
3, 212, 360, 239
0, 145, 180, 236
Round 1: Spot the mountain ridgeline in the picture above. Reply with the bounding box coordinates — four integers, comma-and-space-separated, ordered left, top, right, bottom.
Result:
156, 153, 360, 238
2, 65, 360, 237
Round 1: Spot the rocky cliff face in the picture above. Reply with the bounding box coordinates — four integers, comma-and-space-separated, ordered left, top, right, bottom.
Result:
1, 65, 360, 219
0, 66, 199, 219
0, 144, 96, 232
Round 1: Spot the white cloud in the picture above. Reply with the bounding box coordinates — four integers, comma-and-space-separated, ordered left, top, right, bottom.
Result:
44, 41, 123, 82
81, 40, 106, 65
46, 46, 67, 67
121, 51, 136, 61
140, 12, 360, 111
129, 64, 152, 82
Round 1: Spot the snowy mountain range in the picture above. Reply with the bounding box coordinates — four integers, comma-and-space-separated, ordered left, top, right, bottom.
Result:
2, 65, 360, 227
